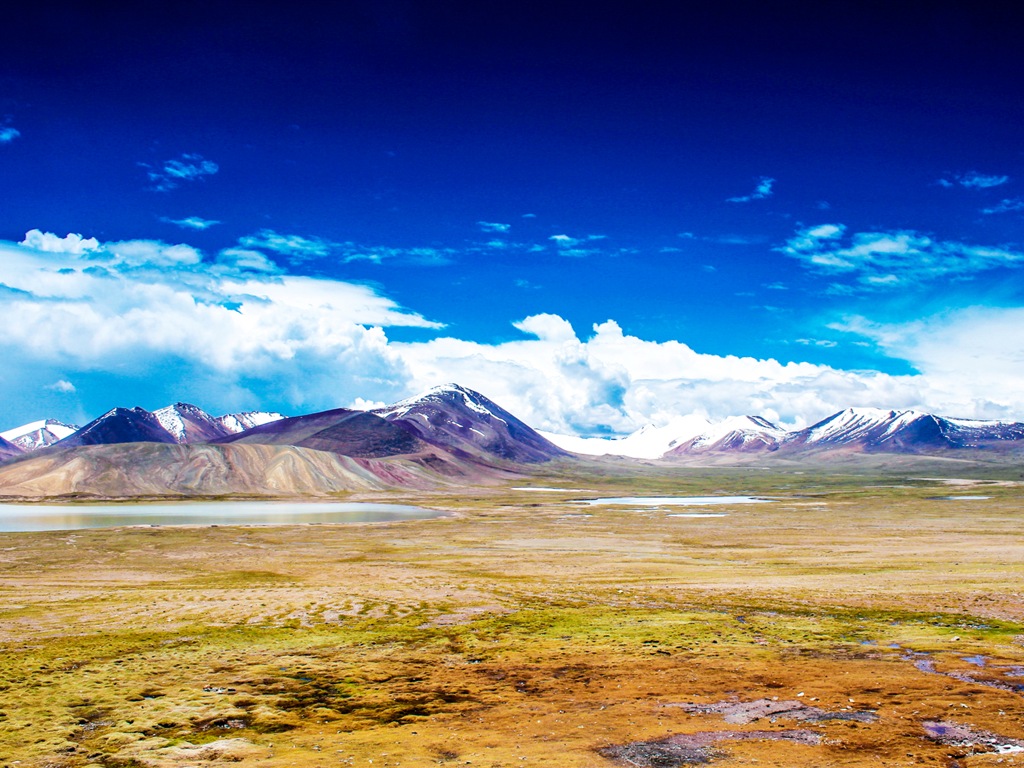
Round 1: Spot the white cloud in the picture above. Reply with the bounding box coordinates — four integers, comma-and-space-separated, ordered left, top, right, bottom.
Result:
20, 229, 101, 254
793, 338, 837, 348
727, 176, 775, 203
216, 248, 281, 273
141, 153, 219, 192
512, 313, 577, 343
239, 229, 334, 261
0, 231, 441, 415
0, 126, 20, 144
161, 216, 221, 230
833, 307, 1024, 419
477, 221, 511, 233
957, 172, 1010, 189
7, 229, 1024, 432
237, 229, 456, 266
349, 397, 387, 411
549, 234, 579, 246
393, 314, 939, 434
981, 197, 1024, 215
546, 233, 609, 258
46, 379, 76, 393
780, 223, 1024, 287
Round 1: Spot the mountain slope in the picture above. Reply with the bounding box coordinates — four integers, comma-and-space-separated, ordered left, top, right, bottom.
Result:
665, 415, 788, 455
57, 407, 178, 448
375, 384, 570, 464
0, 442, 504, 498
936, 417, 1024, 448
783, 409, 949, 453
0, 435, 22, 462
1, 419, 79, 452
216, 408, 427, 459
153, 403, 233, 444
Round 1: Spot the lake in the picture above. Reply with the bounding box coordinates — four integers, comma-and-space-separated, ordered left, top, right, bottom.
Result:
580, 496, 773, 506
0, 501, 444, 532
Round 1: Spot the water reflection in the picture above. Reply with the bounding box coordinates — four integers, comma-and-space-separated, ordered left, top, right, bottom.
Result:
0, 501, 442, 532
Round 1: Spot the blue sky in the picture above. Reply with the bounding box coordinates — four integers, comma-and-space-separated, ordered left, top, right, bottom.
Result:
2, 1, 1023, 435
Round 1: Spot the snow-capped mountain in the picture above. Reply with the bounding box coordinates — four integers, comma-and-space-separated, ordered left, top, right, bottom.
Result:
545, 414, 788, 459
58, 407, 180, 448
217, 410, 284, 434
783, 408, 932, 450
150, 403, 285, 444
153, 403, 232, 444
5, 405, 287, 452
766, 408, 1024, 454
545, 406, 1024, 459
375, 384, 569, 463
665, 415, 789, 455
216, 407, 426, 459
541, 414, 714, 459
937, 416, 1024, 447
0, 419, 79, 452
5, 388, 1024, 469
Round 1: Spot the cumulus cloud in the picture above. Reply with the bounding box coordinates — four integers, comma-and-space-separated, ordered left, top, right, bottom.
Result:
8, 230, 1024, 433
0, 231, 441, 415
0, 126, 20, 144
392, 314, 945, 434
779, 223, 1024, 288
46, 379, 76, 393
727, 176, 775, 203
141, 153, 219, 192
161, 215, 221, 230
832, 307, 1024, 419
21, 229, 100, 254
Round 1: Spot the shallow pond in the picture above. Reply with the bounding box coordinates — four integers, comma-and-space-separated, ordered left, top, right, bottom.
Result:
0, 501, 443, 532
580, 496, 773, 506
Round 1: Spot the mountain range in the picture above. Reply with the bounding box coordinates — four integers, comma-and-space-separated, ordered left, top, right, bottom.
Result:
543, 407, 1024, 459
0, 385, 567, 498
1, 386, 1023, 498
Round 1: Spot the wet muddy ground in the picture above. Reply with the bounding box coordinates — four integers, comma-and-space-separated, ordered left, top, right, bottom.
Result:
0, 471, 1022, 767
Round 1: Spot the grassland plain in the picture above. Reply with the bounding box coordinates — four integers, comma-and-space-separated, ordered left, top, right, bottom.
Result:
1, 462, 1023, 767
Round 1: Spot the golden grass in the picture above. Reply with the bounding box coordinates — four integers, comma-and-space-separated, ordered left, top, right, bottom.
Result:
1, 466, 1023, 766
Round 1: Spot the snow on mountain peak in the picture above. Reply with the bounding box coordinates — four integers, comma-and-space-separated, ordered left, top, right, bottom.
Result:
376, 383, 501, 420
152, 403, 220, 442
215, 411, 285, 434
0, 419, 79, 451
798, 407, 929, 445
542, 414, 715, 459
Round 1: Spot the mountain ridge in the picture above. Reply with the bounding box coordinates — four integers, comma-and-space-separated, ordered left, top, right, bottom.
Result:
5, 393, 1024, 477
0, 385, 564, 498
544, 406, 1024, 459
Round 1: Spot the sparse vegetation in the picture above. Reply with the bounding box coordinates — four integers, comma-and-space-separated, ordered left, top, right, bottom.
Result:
1, 464, 1023, 766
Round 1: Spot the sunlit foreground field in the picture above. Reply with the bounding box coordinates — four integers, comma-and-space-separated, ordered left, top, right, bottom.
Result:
2, 463, 1024, 767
